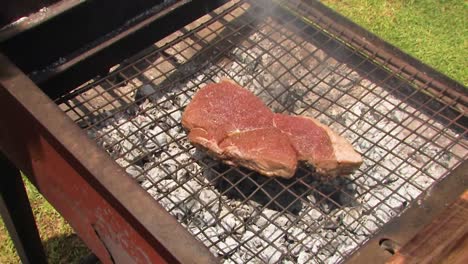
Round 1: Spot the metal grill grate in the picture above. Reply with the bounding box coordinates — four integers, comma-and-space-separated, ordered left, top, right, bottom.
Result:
56, 0, 467, 263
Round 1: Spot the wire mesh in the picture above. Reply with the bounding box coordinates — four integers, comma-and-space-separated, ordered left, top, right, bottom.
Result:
56, 0, 467, 263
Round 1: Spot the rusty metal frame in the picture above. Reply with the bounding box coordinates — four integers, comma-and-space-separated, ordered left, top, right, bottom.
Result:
294, 1, 467, 94
0, 53, 218, 263
1, 0, 230, 101
348, 161, 467, 263
0, 0, 84, 41
49, 0, 466, 262
287, 1, 468, 262
53, 0, 466, 261
281, 0, 467, 131
1, 0, 466, 262
0, 153, 48, 264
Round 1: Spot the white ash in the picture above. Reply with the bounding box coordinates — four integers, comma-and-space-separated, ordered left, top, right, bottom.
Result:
84, 66, 464, 263
77, 15, 468, 264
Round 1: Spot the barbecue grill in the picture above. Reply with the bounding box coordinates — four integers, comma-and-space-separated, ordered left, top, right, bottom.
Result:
1, 0, 467, 263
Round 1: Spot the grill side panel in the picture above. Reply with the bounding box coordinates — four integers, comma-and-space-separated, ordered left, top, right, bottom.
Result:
0, 54, 218, 264
55, 1, 467, 263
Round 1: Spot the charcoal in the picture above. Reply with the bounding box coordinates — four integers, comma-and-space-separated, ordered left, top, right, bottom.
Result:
217, 237, 239, 256
219, 208, 243, 234
125, 165, 144, 182
259, 245, 283, 264
297, 251, 313, 264
80, 16, 461, 263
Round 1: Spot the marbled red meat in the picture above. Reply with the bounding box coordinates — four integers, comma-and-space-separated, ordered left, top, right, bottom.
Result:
219, 128, 297, 177
273, 114, 362, 176
182, 79, 362, 178
182, 79, 273, 154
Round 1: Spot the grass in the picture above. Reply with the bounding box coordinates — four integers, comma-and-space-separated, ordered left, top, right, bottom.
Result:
0, 177, 90, 264
321, 0, 468, 86
0, 1, 466, 263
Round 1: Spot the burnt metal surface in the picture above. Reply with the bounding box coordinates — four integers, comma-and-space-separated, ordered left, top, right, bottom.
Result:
0, 0, 84, 42
0, 153, 48, 264
1, 0, 169, 74
31, 0, 228, 100
0, 0, 61, 27
29, 0, 192, 84
0, 53, 218, 264
54, 0, 467, 263
347, 160, 468, 263
385, 189, 468, 264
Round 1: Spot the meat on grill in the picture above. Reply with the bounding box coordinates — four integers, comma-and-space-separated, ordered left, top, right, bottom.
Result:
273, 114, 363, 176
182, 79, 362, 178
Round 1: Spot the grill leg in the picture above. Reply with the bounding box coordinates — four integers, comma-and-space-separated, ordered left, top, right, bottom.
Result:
0, 153, 47, 264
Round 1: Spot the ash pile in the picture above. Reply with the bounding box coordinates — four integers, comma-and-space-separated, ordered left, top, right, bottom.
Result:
78, 15, 465, 264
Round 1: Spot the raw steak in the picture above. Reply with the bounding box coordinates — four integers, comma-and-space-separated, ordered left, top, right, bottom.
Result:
182, 79, 362, 178
273, 114, 362, 176
219, 128, 297, 177
182, 79, 273, 155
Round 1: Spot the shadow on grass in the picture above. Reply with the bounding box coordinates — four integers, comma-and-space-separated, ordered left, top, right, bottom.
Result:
43, 233, 95, 264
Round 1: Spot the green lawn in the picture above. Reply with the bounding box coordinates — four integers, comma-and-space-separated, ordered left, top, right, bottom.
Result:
0, 177, 90, 264
321, 0, 468, 86
0, 1, 466, 263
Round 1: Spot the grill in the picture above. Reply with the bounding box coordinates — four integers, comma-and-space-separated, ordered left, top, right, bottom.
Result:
1, 0, 467, 263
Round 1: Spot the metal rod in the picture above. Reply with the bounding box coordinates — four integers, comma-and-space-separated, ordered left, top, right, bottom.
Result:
0, 0, 84, 41
347, 160, 468, 264
0, 53, 218, 264
0, 153, 48, 264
